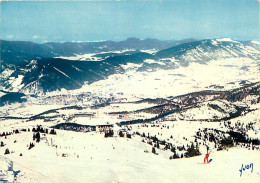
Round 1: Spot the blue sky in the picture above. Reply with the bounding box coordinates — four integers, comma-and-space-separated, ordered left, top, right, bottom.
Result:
0, 0, 259, 43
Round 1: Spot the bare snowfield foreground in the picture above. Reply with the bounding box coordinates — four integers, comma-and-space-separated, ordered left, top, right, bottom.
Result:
0, 113, 260, 183
1, 144, 260, 183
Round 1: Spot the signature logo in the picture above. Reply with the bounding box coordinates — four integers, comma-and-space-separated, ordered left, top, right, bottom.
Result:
239, 163, 253, 177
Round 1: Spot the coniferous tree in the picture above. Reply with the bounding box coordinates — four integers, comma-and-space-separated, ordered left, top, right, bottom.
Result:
185, 143, 201, 157
28, 142, 35, 150
173, 152, 180, 159
156, 141, 160, 149
105, 130, 114, 137
50, 129, 57, 135
4, 148, 10, 155
119, 131, 124, 137
35, 132, 40, 142
152, 147, 156, 154
171, 147, 176, 153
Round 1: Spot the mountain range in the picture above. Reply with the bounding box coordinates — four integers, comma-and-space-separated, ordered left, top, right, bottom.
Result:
0, 38, 259, 97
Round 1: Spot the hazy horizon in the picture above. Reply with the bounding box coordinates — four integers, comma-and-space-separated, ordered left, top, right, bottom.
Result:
1, 0, 259, 43
1, 37, 259, 45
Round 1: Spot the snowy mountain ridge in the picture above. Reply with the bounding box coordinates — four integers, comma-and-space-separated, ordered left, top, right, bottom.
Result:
1, 38, 259, 95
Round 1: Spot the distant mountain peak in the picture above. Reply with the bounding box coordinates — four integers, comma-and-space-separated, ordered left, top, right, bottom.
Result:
215, 38, 238, 43
251, 40, 260, 45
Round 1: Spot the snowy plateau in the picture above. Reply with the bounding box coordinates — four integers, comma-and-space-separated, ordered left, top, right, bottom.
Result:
0, 38, 260, 183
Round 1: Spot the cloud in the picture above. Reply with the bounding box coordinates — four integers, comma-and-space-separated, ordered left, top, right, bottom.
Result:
32, 35, 40, 39
6, 35, 14, 39
32, 35, 47, 39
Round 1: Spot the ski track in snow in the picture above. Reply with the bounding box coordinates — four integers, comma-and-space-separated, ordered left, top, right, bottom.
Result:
53, 67, 71, 79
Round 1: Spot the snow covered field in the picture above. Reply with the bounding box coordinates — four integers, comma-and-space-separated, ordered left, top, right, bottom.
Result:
1, 102, 260, 183
0, 118, 259, 183
76, 57, 260, 99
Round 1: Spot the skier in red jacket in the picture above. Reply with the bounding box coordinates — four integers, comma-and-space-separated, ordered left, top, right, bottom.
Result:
204, 147, 210, 163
